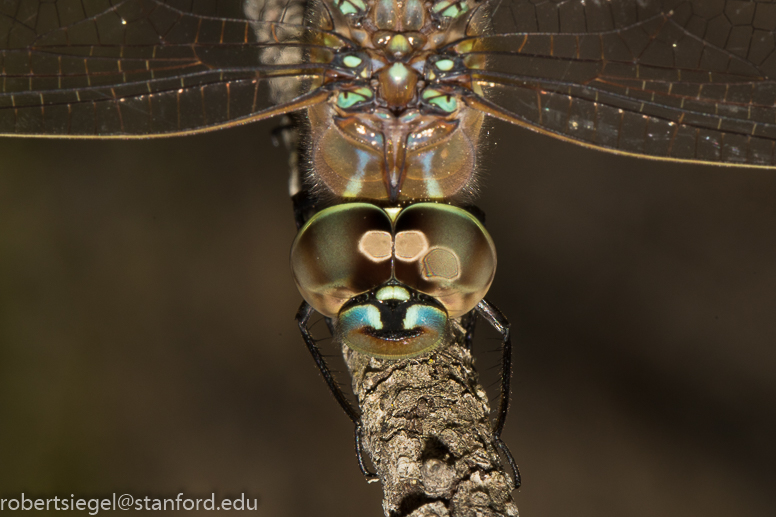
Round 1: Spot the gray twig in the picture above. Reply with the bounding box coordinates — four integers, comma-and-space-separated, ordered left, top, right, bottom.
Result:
344, 335, 520, 517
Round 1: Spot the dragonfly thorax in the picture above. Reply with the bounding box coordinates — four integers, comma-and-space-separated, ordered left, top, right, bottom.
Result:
305, 0, 488, 202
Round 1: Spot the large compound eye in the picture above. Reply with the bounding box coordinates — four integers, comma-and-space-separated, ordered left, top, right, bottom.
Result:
393, 203, 496, 317
290, 204, 393, 317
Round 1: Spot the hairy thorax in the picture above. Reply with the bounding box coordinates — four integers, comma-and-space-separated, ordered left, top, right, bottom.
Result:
303, 0, 489, 203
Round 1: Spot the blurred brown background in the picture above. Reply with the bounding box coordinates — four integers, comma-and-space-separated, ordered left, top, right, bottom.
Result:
1, 118, 775, 516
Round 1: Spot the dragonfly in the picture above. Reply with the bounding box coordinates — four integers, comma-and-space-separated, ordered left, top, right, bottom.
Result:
1, 0, 774, 170
1, 0, 774, 495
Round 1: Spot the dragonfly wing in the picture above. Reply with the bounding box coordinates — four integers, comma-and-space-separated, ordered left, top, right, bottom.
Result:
461, 0, 776, 168
0, 0, 339, 137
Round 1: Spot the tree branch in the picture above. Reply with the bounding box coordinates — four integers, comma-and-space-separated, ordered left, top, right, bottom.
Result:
344, 335, 519, 517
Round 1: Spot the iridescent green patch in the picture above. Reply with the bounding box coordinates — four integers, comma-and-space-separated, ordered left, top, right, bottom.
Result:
343, 55, 362, 68
422, 89, 457, 113
435, 59, 455, 72
387, 62, 410, 83
336, 0, 366, 15
336, 87, 373, 109
442, 4, 468, 17
431, 0, 469, 18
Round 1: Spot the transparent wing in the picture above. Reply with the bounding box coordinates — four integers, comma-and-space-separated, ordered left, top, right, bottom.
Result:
460, 0, 776, 168
0, 0, 339, 137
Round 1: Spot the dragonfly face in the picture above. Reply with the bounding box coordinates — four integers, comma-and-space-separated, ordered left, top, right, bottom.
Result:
290, 202, 496, 357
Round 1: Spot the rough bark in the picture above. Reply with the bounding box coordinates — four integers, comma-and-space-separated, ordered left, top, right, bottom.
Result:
344, 336, 519, 517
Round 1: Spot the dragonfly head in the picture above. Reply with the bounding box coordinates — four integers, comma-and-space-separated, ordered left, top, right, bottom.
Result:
290, 203, 497, 358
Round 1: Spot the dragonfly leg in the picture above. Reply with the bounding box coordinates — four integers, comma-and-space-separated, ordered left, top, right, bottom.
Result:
475, 299, 521, 489
459, 310, 478, 351
295, 301, 379, 481
291, 189, 318, 230
324, 316, 337, 336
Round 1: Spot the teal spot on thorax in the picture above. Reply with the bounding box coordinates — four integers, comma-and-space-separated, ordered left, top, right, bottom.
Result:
435, 59, 454, 71
431, 95, 457, 112
343, 55, 362, 68
353, 86, 373, 99
338, 1, 358, 15
422, 89, 457, 113
337, 0, 366, 14
336, 87, 372, 109
442, 3, 468, 17
388, 63, 410, 83
337, 92, 363, 109
431, 0, 448, 13
432, 0, 469, 17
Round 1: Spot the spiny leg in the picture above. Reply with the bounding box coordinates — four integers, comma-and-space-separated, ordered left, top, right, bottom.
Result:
295, 302, 378, 481
291, 189, 318, 230
475, 299, 521, 488
460, 309, 478, 351
274, 114, 317, 231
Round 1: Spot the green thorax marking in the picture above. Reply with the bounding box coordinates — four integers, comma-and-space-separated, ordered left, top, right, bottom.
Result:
431, 0, 469, 18
337, 87, 373, 109
343, 55, 363, 68
422, 88, 457, 113
335, 0, 367, 15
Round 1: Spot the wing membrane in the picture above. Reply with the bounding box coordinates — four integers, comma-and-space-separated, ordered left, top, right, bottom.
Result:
0, 0, 339, 137
461, 0, 776, 167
